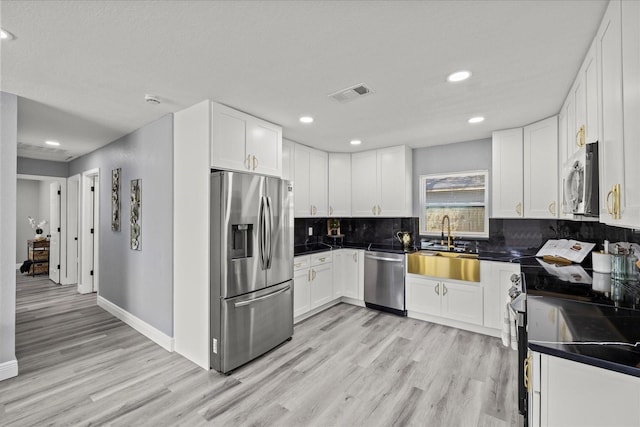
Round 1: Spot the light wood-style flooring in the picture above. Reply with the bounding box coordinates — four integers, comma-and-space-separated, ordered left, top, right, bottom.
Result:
1, 273, 520, 426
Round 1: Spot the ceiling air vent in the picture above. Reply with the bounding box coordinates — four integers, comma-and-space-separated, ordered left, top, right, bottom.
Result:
329, 83, 374, 103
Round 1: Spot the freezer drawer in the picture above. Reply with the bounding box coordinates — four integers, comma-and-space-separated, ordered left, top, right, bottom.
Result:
213, 281, 293, 373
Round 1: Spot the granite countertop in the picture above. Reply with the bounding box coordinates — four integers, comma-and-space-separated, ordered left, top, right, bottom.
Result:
522, 258, 640, 377
294, 242, 419, 256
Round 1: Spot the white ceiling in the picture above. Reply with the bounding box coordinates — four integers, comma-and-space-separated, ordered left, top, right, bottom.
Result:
1, 0, 608, 162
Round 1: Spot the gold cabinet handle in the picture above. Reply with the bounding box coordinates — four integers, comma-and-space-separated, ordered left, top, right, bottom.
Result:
372, 206, 377, 215
524, 355, 531, 391
442, 284, 448, 296
329, 206, 334, 216
252, 155, 258, 170
576, 125, 585, 147
549, 201, 556, 216
294, 262, 302, 268
353, 253, 357, 262
246, 154, 252, 170
434, 283, 440, 295
312, 269, 316, 280
313, 205, 317, 215
308, 269, 312, 281
319, 257, 326, 262
377, 205, 382, 215
516, 202, 522, 216
607, 184, 621, 219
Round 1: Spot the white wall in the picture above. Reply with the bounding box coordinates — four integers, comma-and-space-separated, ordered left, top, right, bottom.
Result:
15, 180, 40, 264
1, 91, 18, 381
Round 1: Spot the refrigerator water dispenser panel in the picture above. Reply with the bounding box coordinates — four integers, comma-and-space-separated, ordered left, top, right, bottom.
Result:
231, 224, 253, 259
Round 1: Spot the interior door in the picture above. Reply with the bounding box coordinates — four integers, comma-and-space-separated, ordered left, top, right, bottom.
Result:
265, 177, 293, 287
49, 182, 61, 283
65, 175, 80, 284
80, 174, 95, 294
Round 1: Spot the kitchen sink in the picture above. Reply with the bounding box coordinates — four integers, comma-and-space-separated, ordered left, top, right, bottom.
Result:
407, 250, 480, 282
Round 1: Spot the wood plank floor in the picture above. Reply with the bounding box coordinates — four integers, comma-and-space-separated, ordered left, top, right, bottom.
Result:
1, 273, 521, 426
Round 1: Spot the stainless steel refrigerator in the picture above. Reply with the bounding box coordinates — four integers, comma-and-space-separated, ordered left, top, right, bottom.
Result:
210, 171, 294, 373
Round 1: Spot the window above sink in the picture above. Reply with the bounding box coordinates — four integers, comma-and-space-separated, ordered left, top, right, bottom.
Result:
419, 170, 489, 239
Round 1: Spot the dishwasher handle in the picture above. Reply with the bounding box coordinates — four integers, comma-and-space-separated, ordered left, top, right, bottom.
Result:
365, 254, 404, 263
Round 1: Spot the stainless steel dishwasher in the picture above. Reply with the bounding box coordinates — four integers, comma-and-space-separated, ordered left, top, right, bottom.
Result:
364, 251, 407, 316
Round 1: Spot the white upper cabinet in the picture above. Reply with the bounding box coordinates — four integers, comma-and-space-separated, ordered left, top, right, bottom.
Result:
557, 102, 573, 219
619, 0, 640, 228
211, 102, 282, 177
281, 138, 295, 181
492, 128, 524, 218
351, 146, 412, 217
328, 153, 351, 217
293, 143, 328, 217
524, 116, 559, 218
570, 40, 599, 152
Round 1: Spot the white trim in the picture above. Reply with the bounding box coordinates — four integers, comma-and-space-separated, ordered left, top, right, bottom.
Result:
341, 296, 366, 307
407, 310, 500, 338
97, 296, 174, 352
0, 359, 18, 381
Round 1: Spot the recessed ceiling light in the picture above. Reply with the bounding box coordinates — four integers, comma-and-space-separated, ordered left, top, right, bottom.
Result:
45, 140, 60, 146
350, 139, 362, 145
447, 70, 471, 83
0, 28, 14, 40
299, 116, 314, 124
468, 116, 485, 124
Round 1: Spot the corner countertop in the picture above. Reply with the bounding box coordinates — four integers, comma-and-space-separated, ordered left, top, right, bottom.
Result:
522, 258, 640, 377
294, 243, 418, 257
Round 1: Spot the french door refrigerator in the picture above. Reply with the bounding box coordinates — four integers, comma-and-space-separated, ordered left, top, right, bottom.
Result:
210, 171, 294, 373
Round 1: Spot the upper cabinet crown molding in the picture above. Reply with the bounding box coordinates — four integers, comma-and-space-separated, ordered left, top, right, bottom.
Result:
211, 101, 282, 177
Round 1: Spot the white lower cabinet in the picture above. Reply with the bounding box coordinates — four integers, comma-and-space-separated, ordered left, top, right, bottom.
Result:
483, 261, 520, 330
332, 249, 360, 300
529, 351, 640, 427
293, 253, 333, 319
406, 275, 483, 326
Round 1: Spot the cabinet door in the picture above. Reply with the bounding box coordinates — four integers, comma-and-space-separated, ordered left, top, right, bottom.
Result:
483, 262, 520, 330
441, 280, 483, 325
598, 0, 625, 224
310, 264, 333, 309
351, 150, 378, 216
335, 250, 359, 299
282, 139, 295, 181
293, 269, 311, 318
406, 276, 441, 316
542, 354, 640, 427
293, 144, 311, 217
557, 102, 573, 220
211, 102, 248, 172
308, 149, 328, 217
377, 146, 411, 217
523, 116, 558, 219
328, 153, 351, 217
621, 0, 640, 228
246, 118, 282, 177
584, 43, 599, 145
492, 128, 524, 218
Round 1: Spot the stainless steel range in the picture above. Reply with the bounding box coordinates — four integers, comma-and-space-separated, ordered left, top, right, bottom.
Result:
210, 171, 294, 373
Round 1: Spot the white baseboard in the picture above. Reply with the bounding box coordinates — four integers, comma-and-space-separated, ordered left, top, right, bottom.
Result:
407, 311, 500, 338
0, 359, 18, 382
97, 296, 175, 352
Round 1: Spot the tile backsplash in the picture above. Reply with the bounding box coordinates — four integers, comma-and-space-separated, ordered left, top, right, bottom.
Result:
294, 217, 419, 249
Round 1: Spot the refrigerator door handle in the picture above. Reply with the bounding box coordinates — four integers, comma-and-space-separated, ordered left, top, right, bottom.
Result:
258, 196, 267, 270
233, 285, 291, 308
266, 196, 273, 269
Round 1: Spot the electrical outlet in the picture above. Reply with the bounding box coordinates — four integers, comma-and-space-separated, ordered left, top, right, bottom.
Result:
308, 227, 313, 236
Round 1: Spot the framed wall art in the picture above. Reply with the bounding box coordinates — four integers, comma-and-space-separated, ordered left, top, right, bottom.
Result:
130, 178, 141, 250
111, 168, 121, 231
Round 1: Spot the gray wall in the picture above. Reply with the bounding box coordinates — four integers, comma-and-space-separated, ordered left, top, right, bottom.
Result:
412, 137, 492, 222
16, 180, 41, 264
17, 157, 69, 178
69, 114, 174, 336
1, 92, 18, 372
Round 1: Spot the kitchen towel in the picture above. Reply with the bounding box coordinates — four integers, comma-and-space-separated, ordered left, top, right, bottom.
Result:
501, 298, 517, 351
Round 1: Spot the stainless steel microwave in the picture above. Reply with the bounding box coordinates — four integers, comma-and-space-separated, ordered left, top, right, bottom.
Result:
562, 142, 599, 216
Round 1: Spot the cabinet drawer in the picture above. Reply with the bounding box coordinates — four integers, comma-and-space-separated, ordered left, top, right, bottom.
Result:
294, 256, 310, 272
29, 249, 49, 262
311, 252, 332, 266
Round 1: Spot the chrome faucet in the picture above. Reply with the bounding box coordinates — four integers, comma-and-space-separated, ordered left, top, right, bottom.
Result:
441, 215, 454, 250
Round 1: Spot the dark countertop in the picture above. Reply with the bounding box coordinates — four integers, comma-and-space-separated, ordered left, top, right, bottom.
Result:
294, 242, 418, 256
522, 259, 640, 377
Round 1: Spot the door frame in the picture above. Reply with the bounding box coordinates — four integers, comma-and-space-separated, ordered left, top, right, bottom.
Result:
79, 168, 100, 294
16, 174, 69, 283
